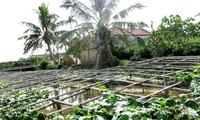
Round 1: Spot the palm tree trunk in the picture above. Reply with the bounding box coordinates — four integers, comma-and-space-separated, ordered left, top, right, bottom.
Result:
101, 37, 116, 66
47, 44, 58, 64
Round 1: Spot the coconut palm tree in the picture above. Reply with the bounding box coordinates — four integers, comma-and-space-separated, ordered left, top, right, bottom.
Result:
60, 0, 145, 66
19, 3, 63, 64
57, 15, 78, 50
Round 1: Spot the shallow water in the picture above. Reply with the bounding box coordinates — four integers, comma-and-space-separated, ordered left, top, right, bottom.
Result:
36, 85, 100, 115
36, 81, 185, 115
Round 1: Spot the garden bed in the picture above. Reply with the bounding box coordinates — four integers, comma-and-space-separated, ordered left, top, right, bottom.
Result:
0, 56, 200, 119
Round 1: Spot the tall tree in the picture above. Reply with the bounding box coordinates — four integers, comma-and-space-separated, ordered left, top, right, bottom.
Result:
60, 0, 145, 66
19, 3, 62, 64
148, 15, 200, 56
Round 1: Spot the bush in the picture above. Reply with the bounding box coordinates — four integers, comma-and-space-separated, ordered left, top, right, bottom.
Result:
47, 63, 57, 70
147, 39, 200, 57
119, 60, 131, 66
111, 46, 133, 60
29, 56, 49, 65
57, 64, 62, 69
39, 61, 49, 70
12, 61, 24, 67
130, 45, 152, 61
183, 38, 200, 55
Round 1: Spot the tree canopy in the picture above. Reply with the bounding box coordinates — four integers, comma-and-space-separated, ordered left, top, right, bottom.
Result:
60, 0, 145, 66
19, 3, 64, 64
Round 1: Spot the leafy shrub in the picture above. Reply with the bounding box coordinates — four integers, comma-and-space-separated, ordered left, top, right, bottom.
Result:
32, 57, 59, 70
119, 60, 131, 66
147, 15, 200, 57
47, 63, 57, 70
183, 38, 200, 55
111, 46, 133, 60
12, 61, 24, 67
29, 56, 49, 65
130, 45, 152, 60
39, 61, 49, 70
57, 64, 62, 69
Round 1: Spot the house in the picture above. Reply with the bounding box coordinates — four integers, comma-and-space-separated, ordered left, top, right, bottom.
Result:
112, 28, 150, 44
80, 28, 150, 67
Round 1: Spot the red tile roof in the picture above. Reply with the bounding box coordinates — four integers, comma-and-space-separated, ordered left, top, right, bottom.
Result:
112, 28, 150, 36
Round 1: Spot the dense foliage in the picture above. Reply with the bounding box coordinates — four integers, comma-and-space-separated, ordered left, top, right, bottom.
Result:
147, 15, 200, 57
176, 64, 200, 97
0, 57, 59, 70
0, 80, 49, 119
64, 92, 199, 120
112, 15, 200, 62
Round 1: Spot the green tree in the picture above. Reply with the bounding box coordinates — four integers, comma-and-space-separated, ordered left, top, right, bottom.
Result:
19, 3, 63, 64
60, 0, 145, 66
148, 15, 200, 56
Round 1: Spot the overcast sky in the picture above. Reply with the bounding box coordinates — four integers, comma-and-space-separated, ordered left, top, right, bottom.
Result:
0, 0, 200, 62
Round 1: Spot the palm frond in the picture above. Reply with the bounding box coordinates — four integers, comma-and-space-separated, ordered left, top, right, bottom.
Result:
65, 35, 93, 56
55, 30, 67, 36
22, 35, 43, 54
56, 20, 77, 28
20, 22, 41, 30
137, 22, 149, 28
90, 0, 106, 14
105, 0, 119, 11
61, 0, 97, 21
76, 22, 95, 33
59, 28, 80, 44
113, 3, 145, 20
99, 0, 119, 26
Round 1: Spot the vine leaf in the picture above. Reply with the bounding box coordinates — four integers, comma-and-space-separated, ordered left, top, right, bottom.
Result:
184, 100, 199, 110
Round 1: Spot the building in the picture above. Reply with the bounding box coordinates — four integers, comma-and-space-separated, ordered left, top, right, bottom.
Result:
112, 28, 150, 44
80, 28, 150, 67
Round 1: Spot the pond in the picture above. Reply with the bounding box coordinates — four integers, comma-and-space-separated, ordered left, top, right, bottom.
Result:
35, 81, 187, 115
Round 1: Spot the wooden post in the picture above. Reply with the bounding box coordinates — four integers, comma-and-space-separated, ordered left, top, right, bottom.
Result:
53, 84, 61, 110
163, 68, 169, 97
142, 88, 145, 94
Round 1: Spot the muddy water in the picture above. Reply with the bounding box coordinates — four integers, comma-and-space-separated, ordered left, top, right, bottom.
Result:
37, 85, 100, 115
36, 81, 185, 115
112, 85, 183, 97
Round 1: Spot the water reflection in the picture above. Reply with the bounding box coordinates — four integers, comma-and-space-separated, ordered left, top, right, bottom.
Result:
36, 85, 100, 115
36, 82, 185, 115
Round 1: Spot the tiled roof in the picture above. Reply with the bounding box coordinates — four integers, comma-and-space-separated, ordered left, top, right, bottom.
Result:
112, 28, 150, 36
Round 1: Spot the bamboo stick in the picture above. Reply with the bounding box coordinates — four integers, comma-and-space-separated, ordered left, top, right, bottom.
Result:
46, 96, 101, 116
137, 82, 182, 100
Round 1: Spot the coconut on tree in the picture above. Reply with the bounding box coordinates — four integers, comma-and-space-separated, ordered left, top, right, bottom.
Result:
60, 0, 145, 67
19, 3, 64, 64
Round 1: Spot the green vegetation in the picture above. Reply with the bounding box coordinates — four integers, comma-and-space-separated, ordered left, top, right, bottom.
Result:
55, 65, 200, 119
0, 57, 40, 70
1, 64, 200, 119
64, 92, 199, 120
0, 80, 49, 119
17, 1, 200, 67
59, 0, 145, 67
18, 3, 65, 64
0, 57, 59, 70
112, 15, 200, 63
147, 15, 200, 57
175, 64, 200, 97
